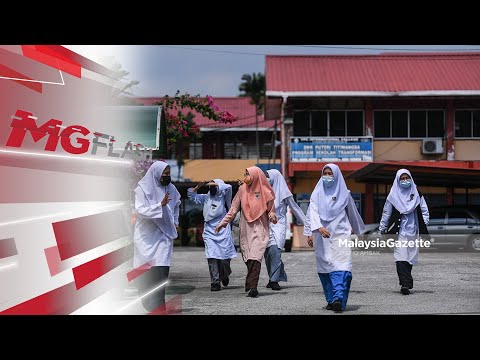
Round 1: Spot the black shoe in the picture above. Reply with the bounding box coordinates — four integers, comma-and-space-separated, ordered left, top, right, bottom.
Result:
211, 284, 221, 291
222, 277, 229, 287
270, 282, 281, 291
247, 289, 258, 297
326, 303, 333, 310
332, 300, 343, 312
266, 282, 272, 288
401, 286, 410, 295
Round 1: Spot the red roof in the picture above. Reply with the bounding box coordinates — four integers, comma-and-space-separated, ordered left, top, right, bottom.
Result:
266, 53, 480, 94
135, 97, 277, 129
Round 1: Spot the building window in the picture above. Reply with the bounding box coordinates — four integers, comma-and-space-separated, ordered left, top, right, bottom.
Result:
293, 110, 364, 137
428, 111, 445, 137
374, 111, 390, 137
347, 111, 364, 136
330, 111, 346, 136
224, 142, 242, 159
261, 143, 273, 158
391, 111, 408, 137
409, 111, 427, 138
202, 142, 216, 159
311, 111, 327, 136
222, 132, 277, 159
374, 110, 444, 138
455, 110, 480, 138
189, 142, 202, 159
293, 111, 310, 136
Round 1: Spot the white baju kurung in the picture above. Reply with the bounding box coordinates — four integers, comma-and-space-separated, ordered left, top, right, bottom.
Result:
268, 196, 306, 249
303, 163, 365, 310
187, 180, 237, 260
264, 169, 306, 285
378, 168, 430, 292
379, 194, 429, 265
132, 161, 181, 312
133, 163, 181, 268
304, 196, 364, 273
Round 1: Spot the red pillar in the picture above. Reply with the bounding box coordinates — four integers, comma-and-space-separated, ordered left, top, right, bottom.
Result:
447, 187, 454, 206
287, 181, 294, 193
364, 183, 374, 224
280, 97, 287, 177
363, 101, 375, 224
446, 99, 455, 160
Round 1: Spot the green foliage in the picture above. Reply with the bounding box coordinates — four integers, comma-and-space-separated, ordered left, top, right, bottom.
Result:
239, 72, 266, 113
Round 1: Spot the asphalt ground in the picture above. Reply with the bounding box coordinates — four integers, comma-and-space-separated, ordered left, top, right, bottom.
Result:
108, 247, 480, 315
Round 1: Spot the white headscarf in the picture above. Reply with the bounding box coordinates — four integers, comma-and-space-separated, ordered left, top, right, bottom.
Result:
135, 161, 181, 238
310, 163, 350, 222
386, 168, 420, 214
204, 178, 232, 222
267, 169, 292, 209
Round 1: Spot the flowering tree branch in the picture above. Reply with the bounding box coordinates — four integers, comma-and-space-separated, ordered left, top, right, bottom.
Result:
129, 92, 238, 189
155, 90, 238, 147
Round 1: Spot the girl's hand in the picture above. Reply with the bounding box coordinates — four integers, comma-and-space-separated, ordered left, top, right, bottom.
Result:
268, 212, 277, 224
161, 192, 170, 207
194, 181, 207, 191
319, 227, 331, 238
307, 236, 314, 247
215, 223, 226, 234
130, 211, 137, 226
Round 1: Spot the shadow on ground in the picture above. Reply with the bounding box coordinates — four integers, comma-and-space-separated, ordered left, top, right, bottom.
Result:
166, 285, 196, 295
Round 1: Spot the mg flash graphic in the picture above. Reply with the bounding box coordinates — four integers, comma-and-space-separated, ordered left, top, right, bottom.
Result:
0, 45, 158, 315
6, 109, 154, 160
0, 106, 159, 314
0, 105, 137, 314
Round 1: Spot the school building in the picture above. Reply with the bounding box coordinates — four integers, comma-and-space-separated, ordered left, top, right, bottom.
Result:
264, 52, 480, 245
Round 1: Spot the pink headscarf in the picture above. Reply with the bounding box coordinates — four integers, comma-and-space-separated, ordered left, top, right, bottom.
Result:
241, 166, 275, 223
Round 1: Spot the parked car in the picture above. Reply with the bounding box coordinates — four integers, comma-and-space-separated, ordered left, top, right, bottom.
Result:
427, 206, 480, 251
178, 208, 204, 246
364, 207, 480, 252
361, 223, 392, 252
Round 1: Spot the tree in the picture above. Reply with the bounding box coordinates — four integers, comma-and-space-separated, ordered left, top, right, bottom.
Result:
173, 111, 194, 179
110, 59, 238, 147
239, 73, 266, 162
155, 91, 237, 151
239, 73, 265, 111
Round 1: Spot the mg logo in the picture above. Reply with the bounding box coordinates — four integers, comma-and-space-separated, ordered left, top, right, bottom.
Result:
6, 109, 152, 160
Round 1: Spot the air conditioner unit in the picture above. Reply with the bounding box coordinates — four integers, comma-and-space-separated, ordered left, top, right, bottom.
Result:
422, 139, 443, 154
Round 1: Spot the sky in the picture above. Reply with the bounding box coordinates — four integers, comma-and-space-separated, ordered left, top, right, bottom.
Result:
64, 45, 480, 98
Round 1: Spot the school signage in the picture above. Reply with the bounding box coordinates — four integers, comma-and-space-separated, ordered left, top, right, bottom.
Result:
290, 136, 373, 162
